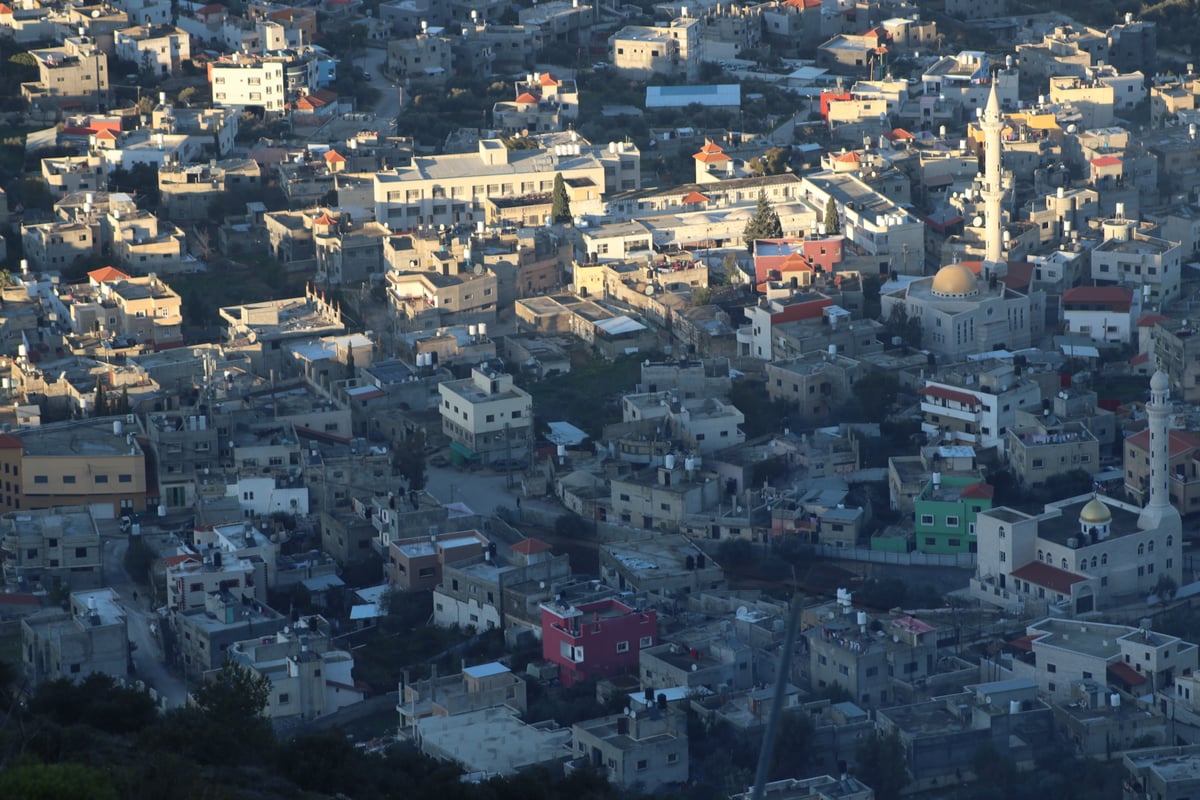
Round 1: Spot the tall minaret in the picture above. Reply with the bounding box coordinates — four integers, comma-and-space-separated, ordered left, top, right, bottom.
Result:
1139, 369, 1182, 534
979, 82, 1005, 271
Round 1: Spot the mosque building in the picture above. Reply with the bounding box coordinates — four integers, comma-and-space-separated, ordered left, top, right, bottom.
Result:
970, 370, 1182, 615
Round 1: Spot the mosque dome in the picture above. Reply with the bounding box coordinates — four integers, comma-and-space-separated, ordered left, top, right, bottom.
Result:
1151, 370, 1169, 392
1080, 496, 1112, 524
930, 263, 980, 297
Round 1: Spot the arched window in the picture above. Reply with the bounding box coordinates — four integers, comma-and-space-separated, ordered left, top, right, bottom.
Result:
1091, 557, 1098, 568
1138, 543, 1145, 555
1149, 541, 1155, 552
1038, 549, 1044, 562
1168, 535, 1174, 547
1062, 558, 1068, 570
1102, 553, 1108, 565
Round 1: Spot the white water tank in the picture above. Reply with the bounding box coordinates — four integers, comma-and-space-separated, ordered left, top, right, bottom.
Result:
685, 456, 696, 472
856, 611, 868, 627
1009, 700, 1021, 714
1111, 693, 1121, 708
479, 322, 487, 337
665, 453, 676, 470
113, 419, 123, 436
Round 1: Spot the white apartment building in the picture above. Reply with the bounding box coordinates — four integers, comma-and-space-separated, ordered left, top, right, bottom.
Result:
372, 137, 636, 229
919, 364, 1042, 451
1090, 218, 1182, 304
438, 368, 534, 465
210, 57, 284, 112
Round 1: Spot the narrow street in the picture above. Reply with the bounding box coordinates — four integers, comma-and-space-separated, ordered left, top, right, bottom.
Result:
101, 528, 188, 709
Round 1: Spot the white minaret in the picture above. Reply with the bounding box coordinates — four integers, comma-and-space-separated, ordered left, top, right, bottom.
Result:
980, 82, 1005, 271
1139, 369, 1182, 535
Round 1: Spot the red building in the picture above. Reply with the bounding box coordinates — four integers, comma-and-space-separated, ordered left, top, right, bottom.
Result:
541, 597, 657, 686
752, 237, 844, 286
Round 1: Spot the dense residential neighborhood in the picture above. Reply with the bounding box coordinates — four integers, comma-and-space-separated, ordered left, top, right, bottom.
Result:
6, 0, 1200, 798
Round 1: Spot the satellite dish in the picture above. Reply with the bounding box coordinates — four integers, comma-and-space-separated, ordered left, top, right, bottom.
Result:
972, 215, 984, 227
91, 8, 100, 16
736, 605, 748, 618
645, 285, 656, 295
1067, 124, 1078, 133
472, 264, 484, 275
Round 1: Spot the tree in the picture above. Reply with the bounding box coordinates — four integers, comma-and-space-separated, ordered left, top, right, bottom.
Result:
123, 537, 156, 585
393, 431, 428, 491
551, 172, 572, 224
691, 286, 714, 307
748, 146, 789, 177
192, 661, 271, 724
93, 379, 108, 417
883, 304, 921, 348
1154, 573, 1179, 603
855, 730, 910, 800
0, 764, 118, 800
851, 368, 899, 421
823, 196, 840, 234
554, 512, 591, 538
743, 190, 783, 251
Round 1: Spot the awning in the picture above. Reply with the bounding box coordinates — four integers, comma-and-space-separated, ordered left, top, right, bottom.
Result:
1107, 662, 1147, 688
450, 440, 478, 460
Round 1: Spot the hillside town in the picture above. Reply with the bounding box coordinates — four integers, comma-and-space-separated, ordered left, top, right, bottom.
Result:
7, 0, 1200, 798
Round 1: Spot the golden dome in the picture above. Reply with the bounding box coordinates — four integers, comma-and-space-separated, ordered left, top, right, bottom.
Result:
930, 263, 979, 296
1080, 496, 1112, 524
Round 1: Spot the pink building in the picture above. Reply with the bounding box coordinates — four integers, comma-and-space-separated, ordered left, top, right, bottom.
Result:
541, 598, 657, 686
752, 237, 844, 286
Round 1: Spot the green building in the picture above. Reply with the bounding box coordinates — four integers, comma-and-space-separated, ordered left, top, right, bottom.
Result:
913, 474, 993, 554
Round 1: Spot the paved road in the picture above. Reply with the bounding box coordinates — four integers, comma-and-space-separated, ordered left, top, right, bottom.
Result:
102, 530, 188, 709
361, 47, 401, 128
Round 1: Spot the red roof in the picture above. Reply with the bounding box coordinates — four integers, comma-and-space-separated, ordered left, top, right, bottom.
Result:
324, 150, 346, 163
782, 0, 822, 7
885, 127, 915, 141
1126, 427, 1200, 458
1130, 352, 1150, 366
312, 212, 337, 225
1009, 561, 1086, 595
833, 150, 861, 163
1063, 286, 1133, 308
694, 141, 731, 163
512, 538, 552, 555
196, 2, 225, 13
919, 385, 981, 408
515, 92, 537, 104
1090, 156, 1123, 168
0, 5, 13, 13
538, 72, 558, 86
1108, 662, 1147, 688
1137, 314, 1168, 327
164, 554, 202, 568
0, 433, 23, 449
681, 191, 710, 204
1006, 633, 1039, 652
961, 481, 994, 499
88, 266, 130, 283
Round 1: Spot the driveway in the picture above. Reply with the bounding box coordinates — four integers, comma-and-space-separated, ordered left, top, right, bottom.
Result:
102, 529, 188, 709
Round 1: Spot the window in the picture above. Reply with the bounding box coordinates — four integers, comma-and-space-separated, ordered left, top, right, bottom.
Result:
639, 636, 653, 647
667, 753, 679, 765
616, 641, 629, 653
74, 547, 87, 558
946, 515, 959, 527
1000, 551, 1006, 562
62, 475, 76, 484
486, 414, 495, 423
920, 514, 934, 525
33, 475, 47, 485
279, 693, 290, 704
637, 760, 648, 771
1047, 663, 1057, 673
119, 474, 132, 483
95, 474, 108, 483
512, 410, 522, 419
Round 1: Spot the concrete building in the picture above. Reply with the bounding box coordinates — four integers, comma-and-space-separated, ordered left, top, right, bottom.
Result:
1123, 745, 1200, 800
416, 706, 571, 776
917, 362, 1042, 451
158, 159, 261, 222
173, 590, 287, 679
219, 286, 345, 374
1008, 420, 1100, 488
0, 419, 148, 519
63, 269, 184, 350
386, 528, 490, 590
1090, 220, 1182, 305
21, 588, 126, 685
223, 620, 364, 723
144, 409, 219, 509
1061, 286, 1137, 345
1124, 427, 1200, 513
542, 596, 657, 687
803, 609, 939, 708
608, 463, 723, 532
799, 172, 924, 274
568, 710, 687, 792
913, 474, 994, 554
114, 24, 191, 76
608, 17, 702, 81
41, 154, 105, 198
207, 50, 318, 113
1006, 617, 1197, 702
1, 506, 102, 593
21, 220, 96, 271
765, 353, 861, 427
598, 535, 724, 598
166, 551, 260, 611
438, 368, 533, 466
386, 267, 498, 330
1154, 319, 1200, 403
22, 36, 109, 110
398, 661, 527, 727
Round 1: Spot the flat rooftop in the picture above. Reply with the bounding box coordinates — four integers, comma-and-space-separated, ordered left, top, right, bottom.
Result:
1036, 497, 1141, 546
16, 417, 143, 457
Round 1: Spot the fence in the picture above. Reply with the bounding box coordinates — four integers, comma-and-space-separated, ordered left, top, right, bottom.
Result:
812, 544, 976, 568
